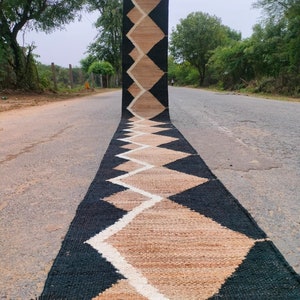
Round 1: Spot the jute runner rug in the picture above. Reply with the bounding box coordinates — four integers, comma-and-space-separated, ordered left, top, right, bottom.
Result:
41, 0, 300, 298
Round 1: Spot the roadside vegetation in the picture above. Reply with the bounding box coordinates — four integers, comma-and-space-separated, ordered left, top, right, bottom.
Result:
0, 0, 122, 92
0, 0, 84, 90
0, 0, 299, 98
170, 0, 300, 98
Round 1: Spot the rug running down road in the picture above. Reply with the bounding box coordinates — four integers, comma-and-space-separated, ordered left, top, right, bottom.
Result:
41, 0, 300, 298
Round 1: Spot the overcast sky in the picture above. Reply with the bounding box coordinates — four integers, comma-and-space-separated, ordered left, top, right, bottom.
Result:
19, 0, 261, 67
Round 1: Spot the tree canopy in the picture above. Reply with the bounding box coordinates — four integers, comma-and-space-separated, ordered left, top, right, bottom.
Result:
253, 0, 299, 20
86, 0, 122, 79
88, 61, 114, 76
170, 12, 241, 86
171, 4, 299, 96
87, 61, 114, 88
0, 0, 84, 89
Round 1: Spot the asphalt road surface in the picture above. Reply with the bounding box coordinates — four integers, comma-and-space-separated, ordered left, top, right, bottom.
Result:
169, 87, 300, 275
0, 92, 121, 299
0, 88, 299, 298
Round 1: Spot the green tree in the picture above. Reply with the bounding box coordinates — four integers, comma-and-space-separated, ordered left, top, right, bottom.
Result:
208, 1, 300, 95
80, 55, 96, 74
0, 0, 84, 90
253, 0, 297, 20
36, 63, 52, 89
88, 61, 114, 88
0, 36, 13, 86
209, 39, 256, 90
251, 20, 289, 78
209, 18, 292, 92
281, 1, 300, 77
253, 0, 300, 95
168, 56, 199, 86
87, 0, 122, 83
169, 12, 239, 86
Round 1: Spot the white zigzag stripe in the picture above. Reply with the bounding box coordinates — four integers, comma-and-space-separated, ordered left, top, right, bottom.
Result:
86, 118, 169, 299
126, 1, 147, 118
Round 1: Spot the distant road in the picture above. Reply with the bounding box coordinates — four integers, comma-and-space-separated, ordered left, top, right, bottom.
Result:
169, 87, 300, 274
0, 88, 299, 298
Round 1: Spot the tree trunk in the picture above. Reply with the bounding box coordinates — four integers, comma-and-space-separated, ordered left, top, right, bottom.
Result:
197, 64, 206, 86
198, 66, 206, 86
3, 31, 39, 90
9, 36, 27, 88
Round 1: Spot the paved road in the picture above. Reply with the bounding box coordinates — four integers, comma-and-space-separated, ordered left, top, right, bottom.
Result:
0, 92, 121, 299
0, 88, 299, 298
169, 87, 300, 275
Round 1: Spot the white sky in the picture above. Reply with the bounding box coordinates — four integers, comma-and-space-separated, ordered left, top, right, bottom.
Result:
19, 0, 261, 67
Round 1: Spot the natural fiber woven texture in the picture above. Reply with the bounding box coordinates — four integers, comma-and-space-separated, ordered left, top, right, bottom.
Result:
40, 0, 300, 299
40, 116, 300, 299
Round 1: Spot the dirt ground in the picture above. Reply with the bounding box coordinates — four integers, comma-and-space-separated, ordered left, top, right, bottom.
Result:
0, 88, 118, 113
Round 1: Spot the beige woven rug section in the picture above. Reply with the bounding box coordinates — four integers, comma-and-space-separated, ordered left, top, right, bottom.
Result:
40, 0, 300, 298
87, 117, 258, 299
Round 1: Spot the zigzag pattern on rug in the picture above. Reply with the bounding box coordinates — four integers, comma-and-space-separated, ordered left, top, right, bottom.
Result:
40, 0, 300, 298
